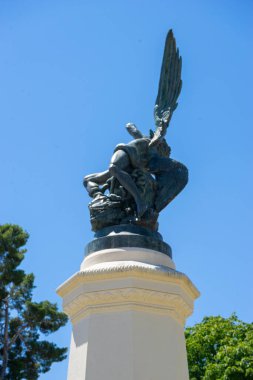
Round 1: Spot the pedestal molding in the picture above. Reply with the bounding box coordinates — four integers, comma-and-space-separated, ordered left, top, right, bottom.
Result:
81, 247, 175, 270
57, 262, 199, 301
63, 287, 193, 325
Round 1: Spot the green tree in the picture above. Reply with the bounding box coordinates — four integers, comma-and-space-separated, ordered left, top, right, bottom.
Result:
185, 314, 253, 380
0, 224, 68, 380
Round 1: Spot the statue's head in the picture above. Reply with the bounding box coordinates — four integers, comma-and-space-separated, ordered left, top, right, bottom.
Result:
156, 138, 171, 158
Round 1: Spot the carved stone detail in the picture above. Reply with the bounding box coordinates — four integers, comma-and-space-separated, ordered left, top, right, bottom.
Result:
58, 262, 199, 301
63, 287, 192, 326
57, 251, 200, 328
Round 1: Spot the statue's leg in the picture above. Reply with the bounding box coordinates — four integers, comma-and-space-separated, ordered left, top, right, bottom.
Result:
149, 157, 188, 212
109, 150, 148, 217
83, 170, 110, 197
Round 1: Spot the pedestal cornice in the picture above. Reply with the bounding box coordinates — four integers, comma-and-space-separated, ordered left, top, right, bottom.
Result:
57, 259, 199, 326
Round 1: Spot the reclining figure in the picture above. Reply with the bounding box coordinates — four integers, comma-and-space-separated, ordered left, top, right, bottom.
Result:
83, 30, 188, 232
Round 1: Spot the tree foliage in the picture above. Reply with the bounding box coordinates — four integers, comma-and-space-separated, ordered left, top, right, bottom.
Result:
0, 224, 68, 380
185, 314, 253, 380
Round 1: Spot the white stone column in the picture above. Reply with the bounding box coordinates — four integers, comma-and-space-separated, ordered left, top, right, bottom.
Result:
57, 247, 199, 380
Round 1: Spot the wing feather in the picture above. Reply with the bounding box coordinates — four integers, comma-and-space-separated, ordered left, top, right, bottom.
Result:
150, 30, 182, 146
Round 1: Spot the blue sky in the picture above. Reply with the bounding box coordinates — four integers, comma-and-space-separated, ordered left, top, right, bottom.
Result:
1, 0, 253, 378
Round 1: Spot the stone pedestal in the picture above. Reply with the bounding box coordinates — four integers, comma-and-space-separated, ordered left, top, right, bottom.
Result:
57, 245, 199, 380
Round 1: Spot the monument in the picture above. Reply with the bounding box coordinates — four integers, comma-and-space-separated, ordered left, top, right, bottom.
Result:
57, 30, 199, 380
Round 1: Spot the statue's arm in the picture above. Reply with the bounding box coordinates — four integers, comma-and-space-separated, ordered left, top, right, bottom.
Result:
125, 123, 144, 139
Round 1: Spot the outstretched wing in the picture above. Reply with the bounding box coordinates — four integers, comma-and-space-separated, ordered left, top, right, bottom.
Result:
150, 30, 182, 146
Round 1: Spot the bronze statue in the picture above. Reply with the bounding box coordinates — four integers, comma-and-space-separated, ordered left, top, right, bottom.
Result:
84, 30, 188, 233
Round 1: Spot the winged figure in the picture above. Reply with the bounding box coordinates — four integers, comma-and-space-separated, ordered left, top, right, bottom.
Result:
84, 30, 188, 232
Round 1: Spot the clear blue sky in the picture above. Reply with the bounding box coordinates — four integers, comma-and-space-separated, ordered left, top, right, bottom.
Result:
1, 0, 253, 378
